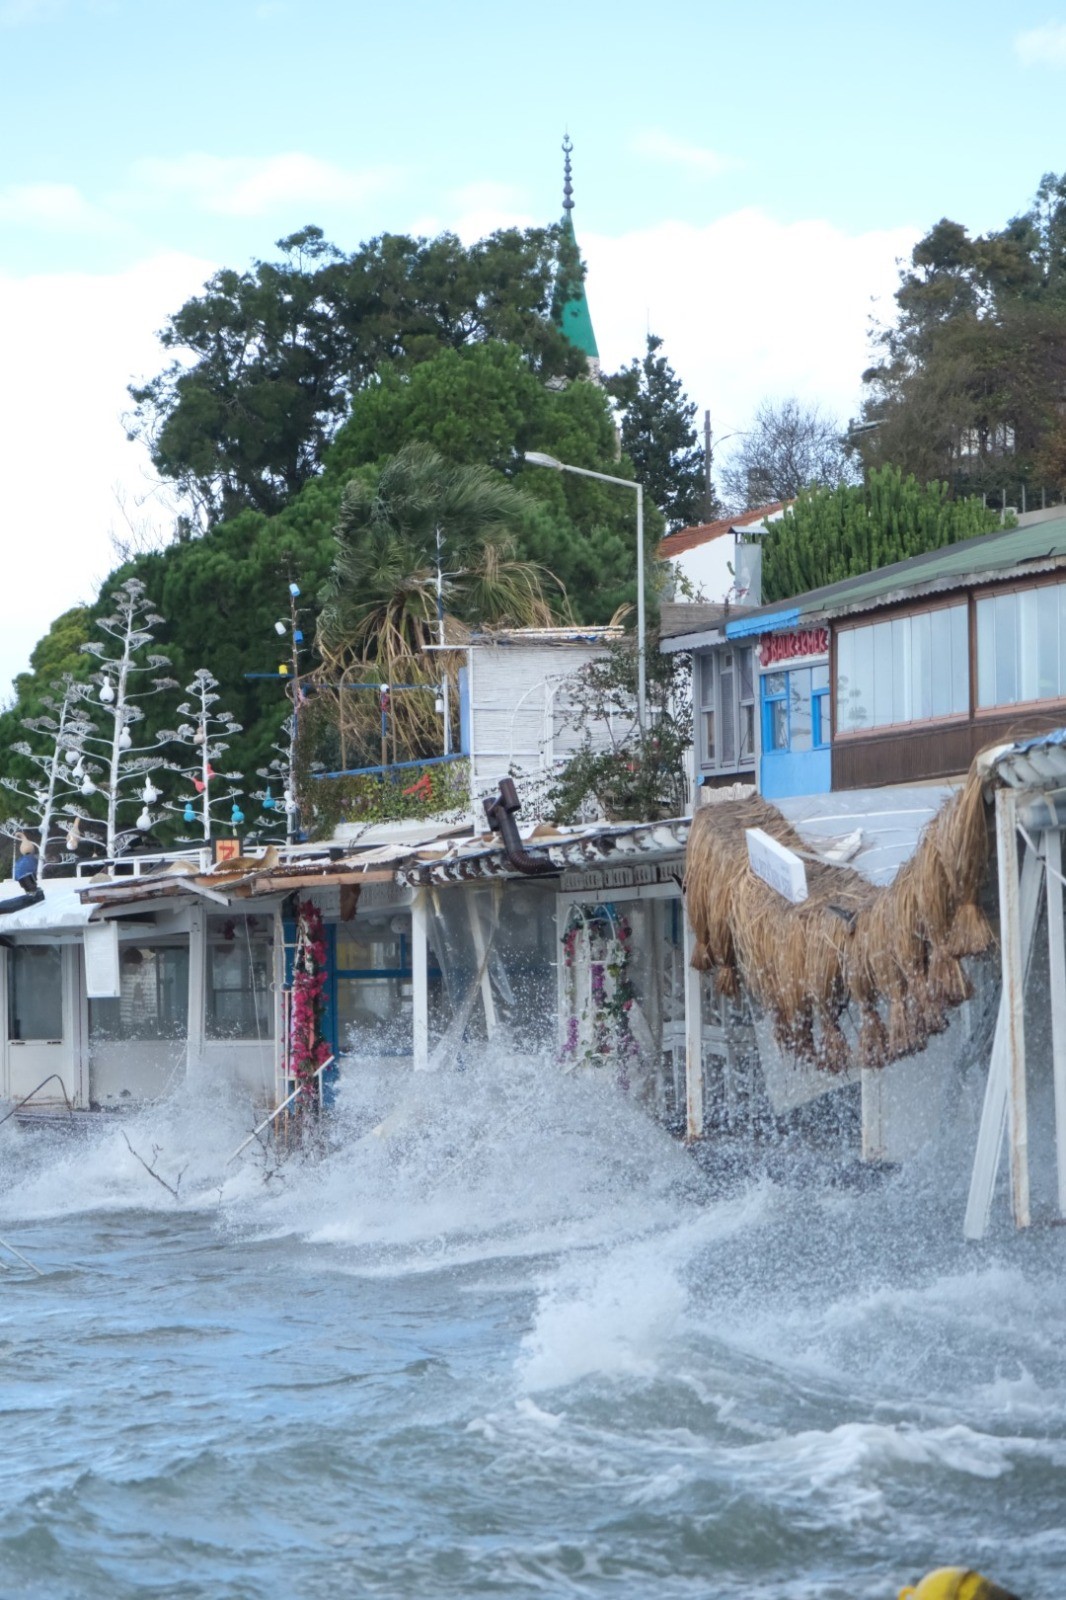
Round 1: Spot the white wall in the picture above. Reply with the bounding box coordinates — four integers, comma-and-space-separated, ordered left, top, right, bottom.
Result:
467, 641, 626, 812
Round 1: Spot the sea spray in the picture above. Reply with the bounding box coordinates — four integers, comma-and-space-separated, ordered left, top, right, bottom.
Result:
0, 1044, 1064, 1597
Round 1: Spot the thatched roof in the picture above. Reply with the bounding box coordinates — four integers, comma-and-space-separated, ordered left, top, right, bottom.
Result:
684, 770, 992, 1074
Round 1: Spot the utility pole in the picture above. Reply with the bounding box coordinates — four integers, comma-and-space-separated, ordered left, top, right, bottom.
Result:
704, 409, 714, 524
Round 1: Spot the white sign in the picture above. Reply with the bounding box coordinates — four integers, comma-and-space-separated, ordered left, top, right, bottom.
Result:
83, 920, 121, 998
745, 827, 808, 904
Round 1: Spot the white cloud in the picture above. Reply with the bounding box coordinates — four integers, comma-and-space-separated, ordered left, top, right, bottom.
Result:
1014, 20, 1066, 66
582, 207, 916, 459
0, 181, 108, 231
630, 129, 739, 176
126, 152, 396, 219
0, 251, 213, 699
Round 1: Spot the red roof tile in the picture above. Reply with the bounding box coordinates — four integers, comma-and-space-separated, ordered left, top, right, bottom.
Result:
658, 502, 787, 559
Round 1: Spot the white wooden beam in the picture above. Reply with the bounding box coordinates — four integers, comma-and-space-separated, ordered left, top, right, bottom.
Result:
964, 798, 1043, 1238
1045, 827, 1066, 1216
682, 908, 704, 1141
411, 889, 429, 1071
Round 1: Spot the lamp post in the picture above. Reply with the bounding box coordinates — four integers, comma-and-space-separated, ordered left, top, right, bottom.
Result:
524, 451, 646, 732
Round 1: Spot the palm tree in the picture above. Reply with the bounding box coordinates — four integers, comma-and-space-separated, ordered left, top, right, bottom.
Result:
316, 443, 568, 767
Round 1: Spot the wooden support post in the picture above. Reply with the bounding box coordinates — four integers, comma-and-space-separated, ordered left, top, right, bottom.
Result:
411, 889, 429, 1071
964, 794, 1041, 1238
1045, 827, 1066, 1217
186, 901, 205, 1083
683, 907, 704, 1141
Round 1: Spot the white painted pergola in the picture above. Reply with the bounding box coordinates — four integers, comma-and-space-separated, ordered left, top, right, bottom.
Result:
965, 731, 1066, 1238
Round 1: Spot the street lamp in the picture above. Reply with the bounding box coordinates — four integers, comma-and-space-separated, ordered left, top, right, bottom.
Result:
523, 451, 646, 732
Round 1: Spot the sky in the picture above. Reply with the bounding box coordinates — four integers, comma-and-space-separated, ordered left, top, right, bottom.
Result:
2, 0, 1065, 696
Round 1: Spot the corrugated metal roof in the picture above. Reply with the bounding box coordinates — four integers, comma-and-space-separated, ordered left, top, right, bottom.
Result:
723, 516, 1066, 636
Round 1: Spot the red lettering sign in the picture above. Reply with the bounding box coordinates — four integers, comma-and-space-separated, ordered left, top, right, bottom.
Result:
759, 627, 828, 668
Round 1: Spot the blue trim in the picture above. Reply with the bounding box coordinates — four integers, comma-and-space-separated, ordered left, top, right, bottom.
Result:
726, 607, 800, 640
312, 752, 467, 781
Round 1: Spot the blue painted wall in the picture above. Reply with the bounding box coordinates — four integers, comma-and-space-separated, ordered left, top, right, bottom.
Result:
760, 747, 831, 799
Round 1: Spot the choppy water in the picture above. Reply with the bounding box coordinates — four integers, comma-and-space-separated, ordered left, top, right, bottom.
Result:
0, 1060, 1062, 1599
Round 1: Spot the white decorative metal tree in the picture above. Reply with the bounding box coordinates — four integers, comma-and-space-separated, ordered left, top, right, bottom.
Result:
72, 578, 177, 857
0, 675, 95, 877
166, 668, 245, 840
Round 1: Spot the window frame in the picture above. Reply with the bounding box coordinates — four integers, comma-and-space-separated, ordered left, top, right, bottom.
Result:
972, 575, 1066, 717
833, 597, 971, 739
695, 645, 757, 777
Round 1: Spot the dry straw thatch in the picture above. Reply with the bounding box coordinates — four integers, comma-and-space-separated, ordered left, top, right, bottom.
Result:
684, 768, 993, 1074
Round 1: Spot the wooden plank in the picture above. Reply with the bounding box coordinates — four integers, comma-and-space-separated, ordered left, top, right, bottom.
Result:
964, 810, 1043, 1238
1046, 828, 1066, 1216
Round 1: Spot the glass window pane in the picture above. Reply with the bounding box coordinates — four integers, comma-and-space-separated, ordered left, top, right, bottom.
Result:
740, 703, 755, 761
790, 669, 813, 752
813, 690, 830, 748
995, 593, 1019, 705
738, 648, 755, 702
949, 603, 969, 714
9, 946, 62, 1040
720, 670, 735, 765
910, 610, 933, 721
337, 975, 411, 1057
1037, 586, 1059, 702
89, 947, 188, 1042
770, 699, 788, 750
872, 621, 894, 726
1059, 585, 1066, 697
811, 664, 829, 692
849, 628, 873, 731
1018, 588, 1040, 702
335, 932, 402, 972
836, 630, 855, 732
976, 597, 995, 708
764, 672, 786, 698
699, 653, 716, 709
703, 710, 715, 763
930, 610, 952, 719
891, 617, 911, 725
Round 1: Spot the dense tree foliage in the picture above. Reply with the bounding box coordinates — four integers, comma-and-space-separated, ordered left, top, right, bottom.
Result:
761, 467, 1004, 602
606, 334, 711, 531
127, 225, 585, 527
546, 635, 691, 822
720, 398, 856, 511
860, 173, 1066, 499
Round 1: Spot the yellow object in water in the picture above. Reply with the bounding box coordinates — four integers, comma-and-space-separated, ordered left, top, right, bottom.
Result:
899, 1570, 1019, 1600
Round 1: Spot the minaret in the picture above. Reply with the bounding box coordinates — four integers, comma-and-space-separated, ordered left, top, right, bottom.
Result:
553, 135, 600, 379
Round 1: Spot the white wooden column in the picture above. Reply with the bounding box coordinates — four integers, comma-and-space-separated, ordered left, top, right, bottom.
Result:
411, 889, 429, 1071
964, 791, 1041, 1238
682, 908, 704, 1141
1045, 826, 1066, 1217
186, 902, 206, 1082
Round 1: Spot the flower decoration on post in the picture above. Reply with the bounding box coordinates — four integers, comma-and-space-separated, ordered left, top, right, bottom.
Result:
560, 904, 639, 1080
290, 898, 331, 1102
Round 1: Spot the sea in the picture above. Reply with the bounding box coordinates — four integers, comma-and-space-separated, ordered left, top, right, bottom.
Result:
0, 1057, 1063, 1600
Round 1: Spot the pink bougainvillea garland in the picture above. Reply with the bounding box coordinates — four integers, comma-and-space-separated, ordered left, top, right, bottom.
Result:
290, 898, 331, 1097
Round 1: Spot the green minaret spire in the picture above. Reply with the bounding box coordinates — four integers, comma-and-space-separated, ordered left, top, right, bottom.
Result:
554, 135, 600, 373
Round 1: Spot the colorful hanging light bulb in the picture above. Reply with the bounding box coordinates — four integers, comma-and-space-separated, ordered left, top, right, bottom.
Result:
98, 679, 115, 704
230, 802, 245, 826
142, 778, 160, 804
262, 788, 276, 811
136, 806, 152, 832
183, 801, 196, 823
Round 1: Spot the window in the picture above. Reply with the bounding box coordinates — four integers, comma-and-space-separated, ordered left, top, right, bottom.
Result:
762, 665, 830, 754
697, 647, 756, 774
206, 916, 274, 1040
89, 946, 188, 1042
334, 926, 413, 1057
836, 604, 969, 733
976, 583, 1066, 709
9, 946, 63, 1041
